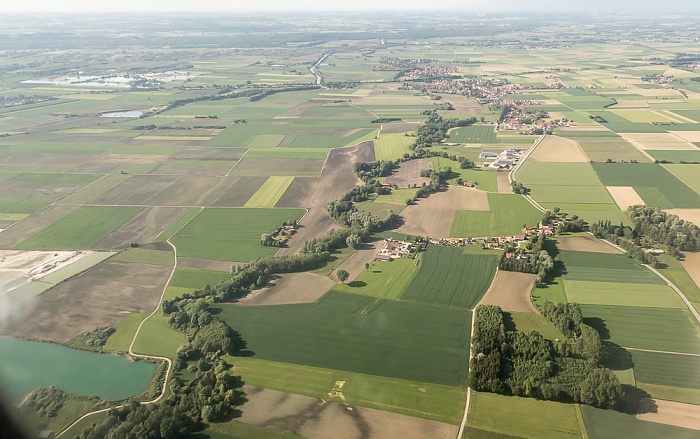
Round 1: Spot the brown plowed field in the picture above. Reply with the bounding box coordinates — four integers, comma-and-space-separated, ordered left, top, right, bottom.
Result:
150, 162, 234, 176
384, 158, 432, 187
554, 235, 622, 254
171, 147, 247, 161
497, 172, 512, 193
0, 205, 79, 248
398, 187, 489, 237
275, 208, 337, 256
381, 122, 421, 134
231, 157, 324, 176
527, 136, 588, 162
93, 206, 187, 249
479, 270, 537, 313
607, 186, 646, 211
665, 209, 700, 226
92, 175, 267, 207
237, 385, 457, 439
1, 260, 170, 343
681, 252, 700, 294
637, 398, 700, 430
237, 272, 334, 306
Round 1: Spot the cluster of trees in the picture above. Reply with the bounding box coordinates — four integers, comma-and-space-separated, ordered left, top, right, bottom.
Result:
260, 220, 297, 247
510, 180, 529, 195
498, 233, 553, 285
410, 110, 478, 151
470, 305, 623, 409
370, 117, 402, 123
627, 205, 700, 252
589, 115, 608, 123
543, 208, 586, 234
589, 220, 660, 266
72, 326, 116, 349
19, 386, 66, 418
353, 161, 397, 183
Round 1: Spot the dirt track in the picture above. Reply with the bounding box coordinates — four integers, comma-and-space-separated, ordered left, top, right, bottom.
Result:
527, 136, 588, 162
637, 398, 700, 430
237, 272, 335, 306
93, 206, 186, 249
478, 270, 537, 313
398, 187, 489, 238
1, 260, 170, 343
238, 385, 458, 439
607, 186, 646, 211
554, 235, 623, 254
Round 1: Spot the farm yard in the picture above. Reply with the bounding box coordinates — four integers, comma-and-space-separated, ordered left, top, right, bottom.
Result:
4, 15, 700, 439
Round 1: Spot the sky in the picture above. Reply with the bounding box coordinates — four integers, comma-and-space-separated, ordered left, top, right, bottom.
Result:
2, 0, 699, 13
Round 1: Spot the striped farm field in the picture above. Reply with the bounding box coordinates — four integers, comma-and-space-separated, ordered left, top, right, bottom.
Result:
244, 148, 328, 160
632, 350, 700, 392
244, 176, 295, 207
581, 405, 698, 439
136, 135, 212, 141
15, 206, 142, 250
374, 133, 414, 161
516, 162, 604, 186
563, 280, 685, 308
450, 194, 543, 237
559, 250, 665, 284
664, 164, 700, 196
448, 125, 497, 144
170, 207, 305, 262
401, 246, 497, 308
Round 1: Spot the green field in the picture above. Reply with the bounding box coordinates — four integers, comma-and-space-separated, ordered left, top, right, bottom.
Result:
154, 207, 201, 242
581, 405, 698, 439
246, 134, 285, 147
559, 250, 665, 284
244, 176, 295, 207
632, 350, 700, 391
592, 162, 700, 208
527, 184, 615, 204
564, 280, 684, 308
374, 133, 414, 161
580, 305, 700, 354
516, 162, 604, 186
169, 268, 232, 289
432, 157, 499, 192
131, 313, 186, 359
104, 313, 147, 352
664, 164, 700, 196
170, 207, 305, 262
505, 312, 565, 340
217, 291, 470, 386
467, 391, 584, 439
331, 256, 420, 300
401, 246, 497, 308
649, 151, 700, 164
450, 194, 543, 237
587, 111, 666, 133
228, 356, 466, 424
15, 206, 142, 250
449, 125, 497, 144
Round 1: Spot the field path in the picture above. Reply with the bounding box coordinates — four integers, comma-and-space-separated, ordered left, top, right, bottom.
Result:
56, 208, 203, 438
510, 135, 547, 213
624, 347, 700, 357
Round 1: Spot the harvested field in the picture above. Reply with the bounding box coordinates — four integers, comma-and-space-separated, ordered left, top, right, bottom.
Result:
607, 186, 646, 211
275, 208, 336, 256
0, 205, 79, 248
524, 136, 588, 162
1, 261, 170, 343
555, 235, 622, 254
93, 206, 187, 249
681, 252, 700, 295
380, 122, 420, 134
92, 175, 267, 207
177, 257, 239, 272
478, 270, 537, 313
670, 131, 700, 143
331, 241, 381, 284
496, 172, 512, 193
665, 209, 700, 226
637, 398, 700, 431
231, 158, 324, 177
98, 153, 170, 164
619, 133, 698, 151
237, 385, 457, 439
399, 187, 490, 238
237, 272, 335, 306
383, 158, 431, 187
276, 141, 373, 208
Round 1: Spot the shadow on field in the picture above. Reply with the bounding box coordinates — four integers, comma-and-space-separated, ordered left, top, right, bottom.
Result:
501, 311, 516, 332
604, 341, 633, 370
584, 316, 610, 340
347, 281, 367, 288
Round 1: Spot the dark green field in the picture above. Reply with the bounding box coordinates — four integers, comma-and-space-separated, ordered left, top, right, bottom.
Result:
592, 162, 700, 208
631, 350, 700, 390
401, 246, 497, 308
581, 405, 698, 439
559, 250, 664, 284
449, 125, 497, 144
217, 291, 470, 386
647, 150, 700, 163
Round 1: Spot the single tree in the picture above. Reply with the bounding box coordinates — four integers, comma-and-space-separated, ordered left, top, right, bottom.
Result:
337, 269, 349, 283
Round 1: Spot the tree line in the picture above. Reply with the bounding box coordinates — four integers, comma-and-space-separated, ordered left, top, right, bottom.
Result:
498, 233, 554, 286
470, 304, 623, 409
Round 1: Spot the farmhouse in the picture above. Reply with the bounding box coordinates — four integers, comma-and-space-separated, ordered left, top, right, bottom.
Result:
374, 238, 412, 261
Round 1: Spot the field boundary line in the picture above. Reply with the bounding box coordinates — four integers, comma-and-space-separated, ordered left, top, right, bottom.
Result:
643, 264, 700, 325
225, 148, 249, 177
624, 347, 700, 357
57, 207, 204, 438
618, 134, 656, 163
510, 134, 546, 213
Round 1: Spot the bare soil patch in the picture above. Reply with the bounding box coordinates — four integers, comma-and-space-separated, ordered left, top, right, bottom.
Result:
497, 172, 512, 193
637, 398, 700, 430
1, 260, 170, 343
276, 141, 374, 208
275, 208, 337, 256
178, 257, 239, 272
237, 272, 334, 306
0, 205, 79, 248
238, 385, 457, 439
681, 252, 700, 294
384, 159, 432, 187
380, 122, 421, 134
619, 133, 698, 151
479, 270, 537, 313
99, 154, 170, 164
527, 136, 588, 162
665, 209, 700, 226
92, 175, 267, 207
398, 187, 489, 237
607, 186, 646, 211
331, 242, 381, 283
670, 131, 700, 143
554, 235, 623, 254
93, 206, 187, 249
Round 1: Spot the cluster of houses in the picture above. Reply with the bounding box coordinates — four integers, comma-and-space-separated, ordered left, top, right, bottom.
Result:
642, 73, 675, 85
479, 148, 523, 169
374, 239, 414, 262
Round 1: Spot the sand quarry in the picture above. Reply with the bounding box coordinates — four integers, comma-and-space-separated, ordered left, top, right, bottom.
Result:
0, 250, 92, 297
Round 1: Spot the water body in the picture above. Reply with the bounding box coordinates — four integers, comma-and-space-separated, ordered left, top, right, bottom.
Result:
100, 110, 143, 118
0, 338, 156, 403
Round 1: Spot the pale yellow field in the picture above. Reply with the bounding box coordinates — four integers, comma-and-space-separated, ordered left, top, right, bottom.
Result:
619, 133, 698, 151
607, 186, 645, 211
